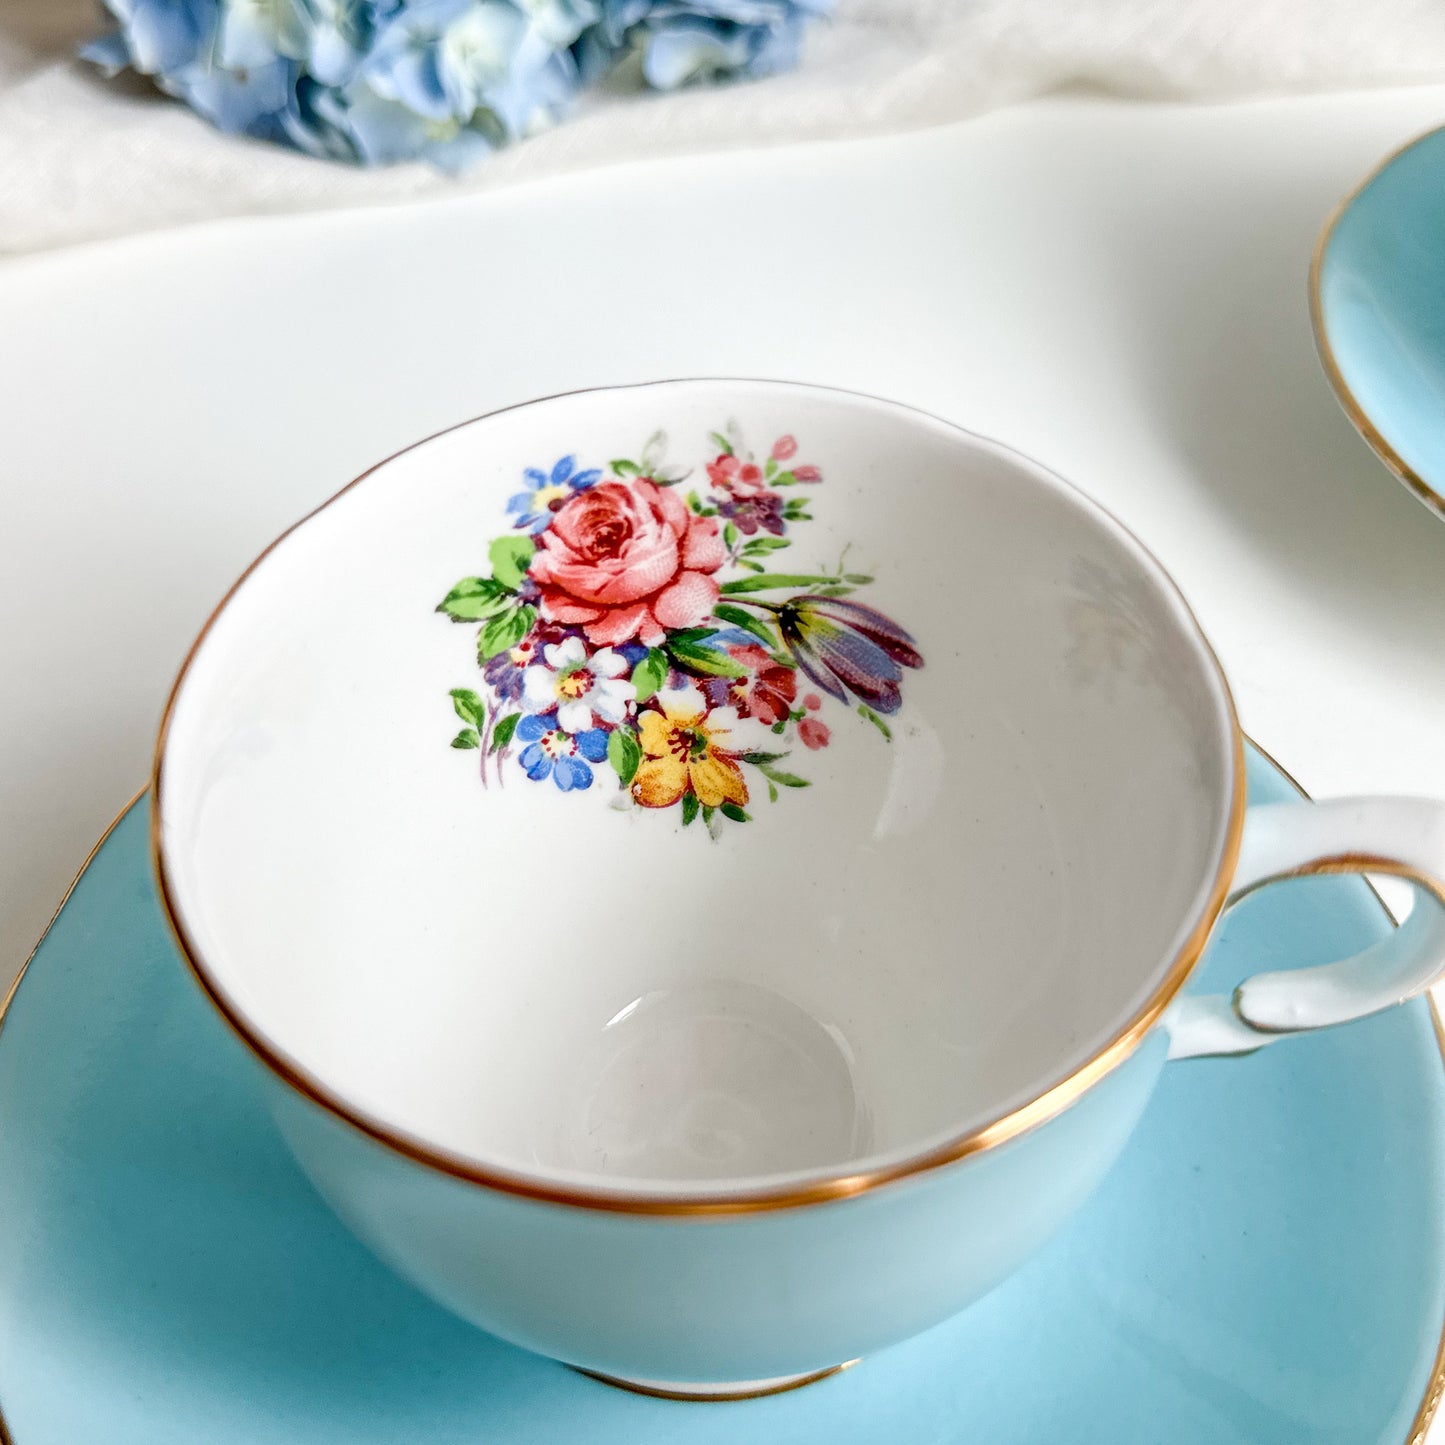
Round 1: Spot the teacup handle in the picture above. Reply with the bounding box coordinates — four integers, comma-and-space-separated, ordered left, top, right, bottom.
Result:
1166, 798, 1445, 1060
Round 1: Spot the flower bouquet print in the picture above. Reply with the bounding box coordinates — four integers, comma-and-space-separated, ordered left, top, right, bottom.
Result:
437, 422, 924, 831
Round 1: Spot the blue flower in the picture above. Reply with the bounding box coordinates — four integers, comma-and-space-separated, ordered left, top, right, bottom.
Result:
338, 0, 583, 163
515, 711, 610, 790
81, 0, 830, 167
575, 0, 831, 88
81, 0, 586, 168
82, 0, 309, 145
81, 0, 217, 76
506, 454, 602, 533
220, 0, 399, 87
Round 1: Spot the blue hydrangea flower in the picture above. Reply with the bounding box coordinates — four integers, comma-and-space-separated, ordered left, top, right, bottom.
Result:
507, 454, 602, 533
81, 0, 830, 167
515, 711, 610, 789
574, 0, 831, 88
82, 0, 582, 166
219, 0, 397, 88
355, 0, 574, 143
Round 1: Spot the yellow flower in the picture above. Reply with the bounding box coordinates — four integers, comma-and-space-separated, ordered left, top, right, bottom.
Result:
631, 687, 749, 811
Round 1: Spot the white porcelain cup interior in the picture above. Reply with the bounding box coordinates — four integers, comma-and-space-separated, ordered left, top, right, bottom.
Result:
157, 381, 1237, 1199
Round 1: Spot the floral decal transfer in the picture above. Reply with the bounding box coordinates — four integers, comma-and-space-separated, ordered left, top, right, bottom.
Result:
437, 423, 923, 833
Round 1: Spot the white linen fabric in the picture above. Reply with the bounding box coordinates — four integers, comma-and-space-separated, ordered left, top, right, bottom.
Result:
2, 0, 1444, 254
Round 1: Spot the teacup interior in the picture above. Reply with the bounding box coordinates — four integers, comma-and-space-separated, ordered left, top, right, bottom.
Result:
159, 381, 1237, 1195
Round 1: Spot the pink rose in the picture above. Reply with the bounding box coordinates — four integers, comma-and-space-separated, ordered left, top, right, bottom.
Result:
792, 464, 821, 483
529, 478, 725, 647
771, 435, 798, 461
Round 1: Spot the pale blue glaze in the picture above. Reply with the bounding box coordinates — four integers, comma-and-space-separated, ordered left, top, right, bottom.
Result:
1316, 126, 1445, 509
1, 746, 1443, 1441
267, 1022, 1165, 1382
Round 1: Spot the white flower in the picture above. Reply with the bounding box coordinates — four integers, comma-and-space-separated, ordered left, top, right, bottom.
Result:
522, 635, 635, 734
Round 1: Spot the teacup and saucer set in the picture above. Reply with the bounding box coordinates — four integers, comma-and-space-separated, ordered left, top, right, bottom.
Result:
5, 379, 1445, 1444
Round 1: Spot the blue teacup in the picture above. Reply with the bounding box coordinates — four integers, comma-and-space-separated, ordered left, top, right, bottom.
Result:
153, 380, 1445, 1396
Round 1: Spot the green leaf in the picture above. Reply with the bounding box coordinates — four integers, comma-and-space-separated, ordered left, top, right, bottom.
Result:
489, 535, 536, 590
767, 781, 779, 803
631, 648, 669, 703
765, 458, 779, 479
437, 576, 515, 621
607, 727, 642, 787
712, 603, 778, 647
737, 559, 765, 573
681, 792, 700, 826
771, 469, 798, 487
858, 704, 892, 741
667, 639, 747, 678
719, 573, 845, 594
433, 575, 520, 621
739, 750, 788, 764
667, 626, 715, 645
723, 520, 738, 548
701, 804, 716, 823
477, 604, 535, 662
708, 431, 733, 456
740, 536, 790, 553
491, 713, 520, 752
720, 803, 750, 823
449, 688, 486, 728
685, 490, 705, 515
843, 573, 875, 585
610, 458, 640, 476
813, 585, 855, 598
450, 728, 480, 749
758, 763, 810, 788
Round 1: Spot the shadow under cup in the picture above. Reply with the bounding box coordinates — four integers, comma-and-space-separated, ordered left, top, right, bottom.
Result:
154, 380, 1238, 1383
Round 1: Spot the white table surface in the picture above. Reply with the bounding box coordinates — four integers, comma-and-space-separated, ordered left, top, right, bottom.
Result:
4, 79, 1445, 1436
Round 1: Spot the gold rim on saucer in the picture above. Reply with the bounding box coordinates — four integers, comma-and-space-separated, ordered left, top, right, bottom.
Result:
1309, 123, 1445, 520
0, 745, 1441, 1436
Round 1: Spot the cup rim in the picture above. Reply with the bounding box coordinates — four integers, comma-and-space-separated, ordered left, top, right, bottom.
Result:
151, 377, 1247, 1217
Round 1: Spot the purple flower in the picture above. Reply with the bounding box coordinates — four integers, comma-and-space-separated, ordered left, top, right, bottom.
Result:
718, 489, 784, 536
775, 596, 923, 715
483, 636, 538, 702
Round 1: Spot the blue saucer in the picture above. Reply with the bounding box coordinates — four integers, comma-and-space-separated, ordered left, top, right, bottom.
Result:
2, 744, 1444, 1443
1313, 124, 1445, 518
